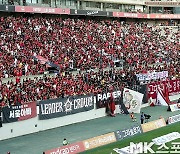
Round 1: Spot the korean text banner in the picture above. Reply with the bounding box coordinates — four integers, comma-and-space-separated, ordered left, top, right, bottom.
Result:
15, 6, 70, 14
136, 71, 168, 81
45, 141, 85, 154
168, 114, 180, 124
2, 102, 37, 123
83, 132, 116, 150
147, 79, 180, 100
141, 118, 166, 133
39, 94, 94, 120
115, 125, 142, 141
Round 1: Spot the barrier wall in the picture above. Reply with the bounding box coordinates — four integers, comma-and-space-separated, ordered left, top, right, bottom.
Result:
0, 92, 179, 141
45, 114, 180, 154
0, 107, 106, 141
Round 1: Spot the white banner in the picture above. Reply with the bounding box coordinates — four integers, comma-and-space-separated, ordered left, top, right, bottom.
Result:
123, 88, 144, 113
168, 114, 180, 124
152, 132, 180, 145
170, 103, 180, 112
113, 146, 132, 154
136, 71, 168, 81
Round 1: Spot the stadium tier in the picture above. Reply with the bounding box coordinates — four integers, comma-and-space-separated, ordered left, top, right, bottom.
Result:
0, 16, 179, 107
0, 2, 179, 153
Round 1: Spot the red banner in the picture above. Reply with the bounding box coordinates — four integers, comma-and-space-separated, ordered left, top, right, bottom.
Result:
18, 101, 37, 121
15, 6, 70, 14
148, 14, 180, 19
45, 142, 85, 154
147, 79, 180, 100
113, 12, 147, 18
2, 101, 37, 123
113, 12, 180, 19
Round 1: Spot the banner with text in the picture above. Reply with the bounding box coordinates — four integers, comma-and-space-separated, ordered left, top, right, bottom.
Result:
147, 79, 180, 100
113, 12, 180, 19
70, 9, 113, 17
141, 118, 166, 133
170, 103, 180, 112
136, 71, 168, 81
152, 132, 180, 145
15, 6, 70, 14
96, 90, 122, 108
83, 132, 116, 150
39, 94, 94, 120
45, 141, 85, 154
115, 125, 142, 141
0, 5, 15, 12
2, 102, 37, 123
168, 114, 180, 124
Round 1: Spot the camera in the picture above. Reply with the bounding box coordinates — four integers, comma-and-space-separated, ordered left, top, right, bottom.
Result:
144, 114, 151, 119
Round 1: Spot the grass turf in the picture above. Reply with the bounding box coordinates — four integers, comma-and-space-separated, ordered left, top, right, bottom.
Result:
81, 122, 180, 154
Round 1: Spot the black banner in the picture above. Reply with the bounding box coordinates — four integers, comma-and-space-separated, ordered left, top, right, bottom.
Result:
0, 5, 15, 12
70, 9, 113, 17
138, 84, 147, 104
115, 125, 142, 141
117, 89, 129, 114
39, 94, 94, 120
96, 90, 121, 108
2, 102, 37, 123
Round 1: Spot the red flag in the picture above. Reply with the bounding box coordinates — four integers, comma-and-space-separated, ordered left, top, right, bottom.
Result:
110, 93, 115, 115
164, 84, 170, 105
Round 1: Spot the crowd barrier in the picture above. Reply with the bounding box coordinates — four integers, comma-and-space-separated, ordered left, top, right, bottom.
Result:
0, 79, 179, 142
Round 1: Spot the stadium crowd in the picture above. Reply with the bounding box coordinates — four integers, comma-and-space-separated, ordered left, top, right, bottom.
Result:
0, 69, 135, 106
0, 16, 179, 107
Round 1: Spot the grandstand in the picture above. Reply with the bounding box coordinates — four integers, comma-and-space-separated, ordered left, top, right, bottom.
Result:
0, 0, 179, 153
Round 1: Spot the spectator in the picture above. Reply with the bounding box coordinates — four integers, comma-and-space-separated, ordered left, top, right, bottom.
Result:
130, 112, 136, 122
0, 16, 179, 108
63, 138, 69, 146
140, 112, 145, 124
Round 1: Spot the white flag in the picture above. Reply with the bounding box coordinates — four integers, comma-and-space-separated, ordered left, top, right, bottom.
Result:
156, 89, 168, 106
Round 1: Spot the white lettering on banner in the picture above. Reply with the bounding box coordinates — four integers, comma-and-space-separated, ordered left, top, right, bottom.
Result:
136, 71, 168, 81
97, 91, 121, 101
168, 114, 180, 124
87, 11, 98, 15
12, 104, 28, 109
9, 107, 32, 118
152, 132, 180, 145
124, 13, 138, 18
73, 96, 93, 109
84, 134, 116, 150
170, 104, 180, 112
25, 108, 32, 115
41, 96, 93, 115
41, 102, 63, 115
9, 110, 15, 118
49, 145, 80, 154
147, 79, 180, 99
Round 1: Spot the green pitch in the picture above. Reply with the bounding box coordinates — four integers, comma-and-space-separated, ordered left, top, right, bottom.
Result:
81, 123, 180, 154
